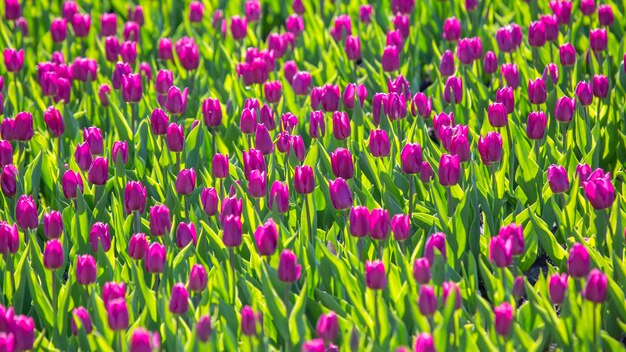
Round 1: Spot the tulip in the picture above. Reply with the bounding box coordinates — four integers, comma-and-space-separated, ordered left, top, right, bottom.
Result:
189, 1, 204, 22
121, 73, 142, 103
420, 162, 434, 183
103, 282, 126, 307
154, 70, 173, 96
489, 236, 512, 267
554, 97, 576, 122
104, 36, 121, 62
384, 92, 407, 120
62, 170, 84, 199
547, 165, 569, 193
222, 215, 242, 247
349, 206, 370, 238
567, 243, 589, 278
269, 181, 289, 213
496, 87, 515, 114
149, 205, 171, 237
418, 285, 437, 316
100, 13, 117, 36
230, 15, 248, 40
168, 283, 190, 315
197, 316, 212, 342
243, 149, 266, 180
369, 208, 390, 240
281, 113, 298, 133
598, 5, 614, 26
329, 178, 352, 210
387, 30, 403, 49
543, 64, 559, 85
369, 130, 390, 158
502, 63, 519, 89
549, 273, 568, 304
512, 276, 525, 299
43, 106, 65, 138
583, 269, 607, 303
71, 13, 91, 37
292, 71, 311, 95
212, 153, 229, 179
200, 188, 219, 216
44, 239, 64, 270
263, 80, 282, 104
130, 328, 159, 352
494, 302, 514, 337
175, 37, 199, 70
43, 211, 63, 239
411, 93, 432, 119
526, 111, 547, 140
15, 195, 37, 230
365, 260, 387, 290
438, 154, 460, 186
278, 249, 301, 283
316, 312, 339, 344
75, 254, 96, 285
415, 333, 435, 352
175, 169, 196, 196
176, 222, 197, 248
0, 222, 18, 255
433, 112, 454, 138
158, 38, 173, 60
241, 306, 258, 336
410, 258, 431, 285
146, 243, 166, 273
294, 165, 314, 195
401, 143, 422, 174
128, 233, 148, 260
589, 29, 607, 52
424, 233, 446, 265
456, 38, 473, 65
372, 93, 387, 125
12, 315, 34, 351
0, 141, 12, 166
575, 81, 593, 106
359, 5, 373, 23
125, 181, 146, 214
483, 51, 498, 74
592, 74, 608, 99
345, 36, 361, 61
439, 50, 455, 77
51, 18, 68, 42
107, 298, 129, 331
343, 83, 367, 110
381, 45, 400, 72
391, 214, 410, 241
499, 223, 524, 256
559, 43, 576, 66
89, 222, 111, 252
1, 165, 17, 198
5, 0, 21, 19
4, 48, 24, 72
330, 148, 354, 179
166, 123, 184, 152
254, 219, 278, 256
248, 170, 267, 198
443, 17, 460, 42
443, 76, 463, 104
528, 78, 547, 105
488, 103, 507, 128
528, 21, 546, 47
71, 307, 92, 335
478, 132, 503, 166
583, 174, 615, 210
120, 41, 137, 64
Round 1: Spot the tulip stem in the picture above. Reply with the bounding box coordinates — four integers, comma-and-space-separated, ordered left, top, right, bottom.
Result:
175, 153, 180, 173
446, 187, 453, 215
602, 210, 612, 256
211, 129, 217, 156
373, 291, 379, 342
506, 122, 515, 193
304, 195, 312, 245
185, 196, 190, 221
133, 210, 140, 234
561, 123, 567, 152
408, 175, 414, 218
6, 254, 13, 300
229, 247, 236, 304
52, 271, 57, 315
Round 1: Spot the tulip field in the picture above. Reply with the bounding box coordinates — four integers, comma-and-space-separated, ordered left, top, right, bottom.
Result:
2, 0, 626, 350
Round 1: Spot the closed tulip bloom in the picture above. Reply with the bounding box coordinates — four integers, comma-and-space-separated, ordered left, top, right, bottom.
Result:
319, 85, 340, 113
43, 211, 63, 239
186, 265, 208, 294
424, 232, 447, 264
62, 170, 84, 199
200, 188, 219, 216
128, 233, 148, 260
369, 129, 390, 157
372, 93, 387, 125
369, 208, 390, 240
349, 206, 370, 238
248, 170, 267, 198
526, 111, 547, 140
168, 283, 190, 315
496, 27, 513, 53
278, 249, 301, 283
212, 153, 229, 179
443, 76, 463, 104
189, 1, 204, 22
82, 127, 103, 155
0, 141, 12, 166
175, 169, 196, 195
442, 17, 460, 42
108, 143, 128, 168
175, 37, 199, 70
12, 315, 34, 351
413, 257, 431, 284
499, 223, 524, 256
575, 81, 593, 106
580, 0, 596, 15
259, 105, 276, 131
549, 0, 571, 24
494, 302, 514, 337
294, 165, 314, 195
478, 132, 503, 165
71, 307, 92, 335
155, 70, 173, 95
456, 38, 473, 65
254, 219, 278, 256
567, 243, 589, 278
598, 5, 614, 26
1, 165, 16, 197
241, 306, 258, 336
4, 48, 24, 72
488, 103, 507, 127
391, 214, 410, 241
329, 178, 352, 210
75, 254, 96, 284
549, 273, 568, 304
386, 30, 403, 50
112, 62, 131, 89
71, 13, 91, 37
240, 108, 257, 135
0, 222, 18, 255
414, 333, 435, 352
420, 162, 434, 183
330, 148, 354, 179
51, 18, 68, 42
15, 195, 38, 230
511, 276, 526, 299
222, 215, 242, 247
221, 196, 243, 221
547, 165, 569, 193
252, 124, 273, 155
589, 29, 607, 52
197, 315, 212, 342
262, 80, 282, 104
269, 181, 289, 213
489, 235, 512, 267
592, 74, 608, 99
401, 143, 422, 174
40, 71, 58, 97
528, 78, 547, 105
528, 21, 546, 47
439, 50, 455, 77
129, 328, 158, 352
89, 222, 111, 252
4, 0, 21, 19
438, 154, 460, 186
166, 123, 184, 152
542, 63, 559, 85
107, 298, 129, 331
316, 312, 339, 344
539, 15, 558, 43
121, 73, 142, 103
418, 285, 437, 316
230, 15, 248, 40
381, 45, 400, 72
149, 205, 171, 236
559, 43, 576, 67
502, 63, 519, 89
292, 71, 311, 95
165, 86, 188, 116
145, 243, 166, 273
102, 282, 126, 307
470, 36, 483, 60
201, 98, 222, 128
411, 92, 432, 119
483, 51, 498, 74
343, 83, 367, 110
584, 269, 607, 303
120, 41, 137, 64
125, 181, 146, 214
292, 135, 307, 161
176, 222, 197, 248
100, 13, 117, 36
44, 239, 64, 270
384, 93, 407, 121
243, 149, 266, 179
433, 112, 454, 139
583, 174, 615, 210
158, 38, 173, 61
365, 260, 387, 290
345, 35, 361, 61
496, 87, 515, 114
43, 106, 65, 137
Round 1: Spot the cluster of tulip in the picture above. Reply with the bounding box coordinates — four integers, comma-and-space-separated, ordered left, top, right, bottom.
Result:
0, 0, 625, 350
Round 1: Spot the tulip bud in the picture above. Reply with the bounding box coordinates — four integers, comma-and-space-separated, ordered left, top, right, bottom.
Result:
294, 165, 314, 195
189, 1, 205, 22
381, 45, 400, 72
0, 222, 18, 255
210, 153, 229, 179
438, 154, 460, 186
496, 87, 515, 115
278, 249, 301, 283
413, 257, 431, 284
501, 63, 519, 89
575, 81, 593, 106
254, 219, 278, 256
0, 141, 12, 167
443, 17, 461, 42
542, 64, 559, 85
329, 178, 352, 210
12, 315, 34, 351
559, 43, 576, 66
415, 333, 435, 352
418, 285, 438, 316
369, 208, 390, 240
528, 78, 547, 105
478, 132, 503, 166
391, 214, 410, 241
71, 307, 93, 335
165, 86, 188, 116
349, 206, 370, 238
443, 76, 463, 104
128, 233, 148, 260
75, 254, 96, 285
197, 316, 212, 342
104, 36, 120, 62
528, 21, 546, 47
107, 298, 129, 331
482, 51, 498, 75
345, 35, 361, 61
590, 26, 607, 47
487, 103, 507, 128
44, 239, 64, 270
365, 260, 387, 290
369, 129, 390, 158
15, 195, 38, 230
292, 71, 311, 95
330, 148, 354, 180
526, 111, 547, 140
263, 80, 282, 104
175, 37, 200, 70
188, 264, 208, 292
222, 215, 243, 247
248, 170, 267, 198
316, 312, 339, 344
176, 222, 196, 249
401, 143, 423, 174
1, 165, 17, 198
592, 74, 608, 99
145, 243, 166, 273
62, 170, 84, 199
549, 273, 568, 304
121, 73, 142, 103
158, 38, 173, 61
230, 15, 248, 40
598, 5, 614, 26
129, 328, 159, 352
411, 92, 432, 119
420, 162, 434, 183
200, 188, 219, 216
424, 232, 446, 265
175, 169, 196, 196
149, 205, 171, 237
51, 18, 68, 42
89, 222, 111, 252
241, 306, 258, 336
384, 92, 407, 121
124, 180, 146, 214
268, 181, 289, 213
166, 123, 184, 152
489, 235, 512, 268
567, 243, 590, 278
494, 302, 514, 337
547, 165, 569, 193
583, 173, 615, 210
3, 48, 24, 72
439, 50, 455, 77
456, 38, 474, 65
359, 5, 373, 23
44, 106, 65, 137
580, 0, 596, 15
43, 210, 63, 239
